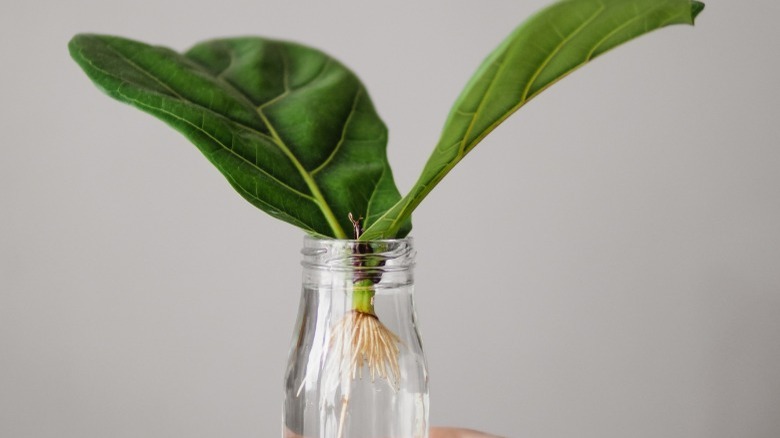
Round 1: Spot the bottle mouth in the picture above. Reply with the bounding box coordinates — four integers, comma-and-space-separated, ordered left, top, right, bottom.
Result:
301, 235, 415, 272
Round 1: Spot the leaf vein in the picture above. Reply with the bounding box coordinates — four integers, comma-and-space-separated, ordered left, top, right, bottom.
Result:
122, 94, 316, 201
586, 3, 667, 60
103, 44, 185, 99
311, 88, 363, 175
522, 4, 605, 100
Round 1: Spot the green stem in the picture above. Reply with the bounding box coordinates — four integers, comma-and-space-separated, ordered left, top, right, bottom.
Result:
352, 279, 375, 315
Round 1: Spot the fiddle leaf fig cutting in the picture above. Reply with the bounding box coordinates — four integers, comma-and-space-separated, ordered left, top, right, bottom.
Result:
69, 0, 704, 240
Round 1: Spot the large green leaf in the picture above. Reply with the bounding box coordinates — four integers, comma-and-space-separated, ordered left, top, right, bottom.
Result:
361, 0, 704, 240
69, 35, 407, 238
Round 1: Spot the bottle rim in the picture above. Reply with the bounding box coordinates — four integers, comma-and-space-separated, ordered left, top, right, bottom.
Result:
301, 235, 415, 272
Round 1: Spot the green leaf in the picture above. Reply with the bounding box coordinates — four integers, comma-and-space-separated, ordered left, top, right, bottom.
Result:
69, 35, 407, 238
360, 0, 703, 240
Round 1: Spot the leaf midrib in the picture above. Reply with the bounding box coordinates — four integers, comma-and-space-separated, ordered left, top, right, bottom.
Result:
80, 46, 316, 202
459, 4, 605, 158
248, 46, 346, 238
466, 1, 675, 156
102, 39, 348, 238
256, 109, 347, 238
198, 46, 347, 238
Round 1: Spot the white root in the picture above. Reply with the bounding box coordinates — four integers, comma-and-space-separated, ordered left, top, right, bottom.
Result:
320, 311, 402, 437
327, 311, 402, 391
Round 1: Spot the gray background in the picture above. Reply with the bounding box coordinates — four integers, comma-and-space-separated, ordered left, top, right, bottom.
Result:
2, 0, 779, 437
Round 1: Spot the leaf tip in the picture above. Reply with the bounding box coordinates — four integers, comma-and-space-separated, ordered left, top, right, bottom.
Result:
691, 2, 705, 23
68, 33, 96, 61
67, 34, 82, 55
68, 33, 90, 47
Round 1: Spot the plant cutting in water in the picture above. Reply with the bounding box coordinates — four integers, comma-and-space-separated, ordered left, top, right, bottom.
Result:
69, 0, 704, 433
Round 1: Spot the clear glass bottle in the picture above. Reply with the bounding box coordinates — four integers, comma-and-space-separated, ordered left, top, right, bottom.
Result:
283, 236, 429, 438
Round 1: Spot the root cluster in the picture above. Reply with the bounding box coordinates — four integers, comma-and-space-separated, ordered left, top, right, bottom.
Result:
328, 311, 401, 389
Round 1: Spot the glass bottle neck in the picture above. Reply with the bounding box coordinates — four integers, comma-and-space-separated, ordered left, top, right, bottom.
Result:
301, 236, 415, 290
